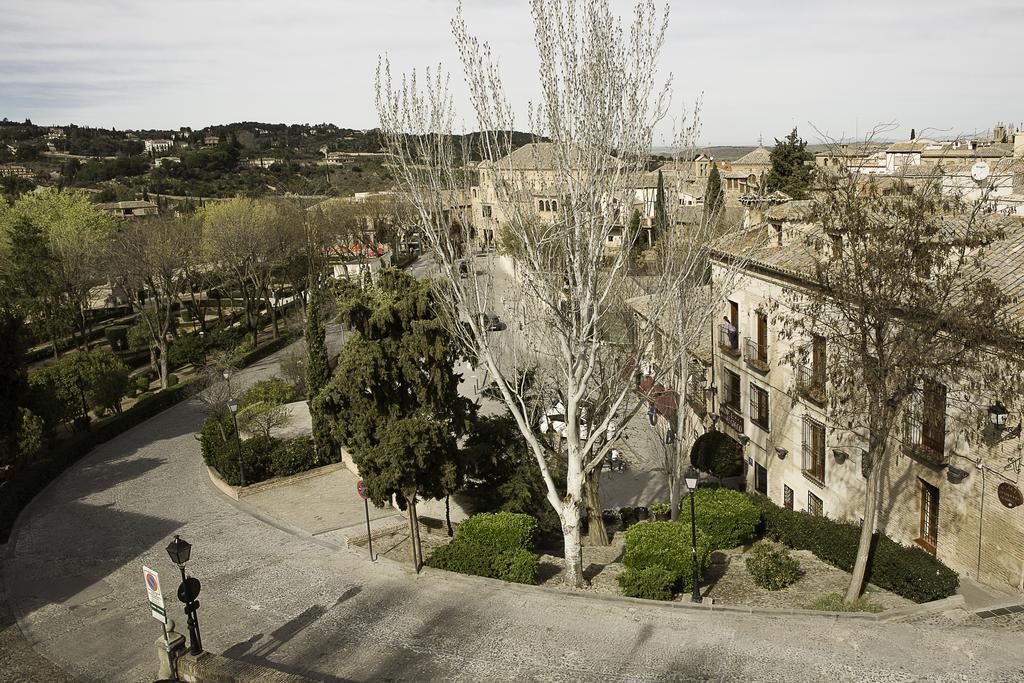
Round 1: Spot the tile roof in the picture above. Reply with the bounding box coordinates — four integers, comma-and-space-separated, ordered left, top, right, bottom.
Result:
732, 144, 772, 167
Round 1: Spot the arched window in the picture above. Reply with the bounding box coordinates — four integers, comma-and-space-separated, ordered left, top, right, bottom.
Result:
551, 200, 557, 212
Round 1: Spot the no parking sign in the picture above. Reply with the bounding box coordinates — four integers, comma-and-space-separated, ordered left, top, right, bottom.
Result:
142, 565, 167, 624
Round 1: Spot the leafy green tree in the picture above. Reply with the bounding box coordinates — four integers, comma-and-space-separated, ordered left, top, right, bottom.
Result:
17, 408, 45, 462
67, 349, 132, 415
703, 165, 724, 229
314, 269, 474, 568
764, 128, 814, 199
305, 285, 332, 462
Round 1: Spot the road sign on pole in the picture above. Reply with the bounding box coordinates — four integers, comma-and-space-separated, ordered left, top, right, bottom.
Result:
356, 480, 376, 561
356, 479, 369, 500
143, 565, 167, 624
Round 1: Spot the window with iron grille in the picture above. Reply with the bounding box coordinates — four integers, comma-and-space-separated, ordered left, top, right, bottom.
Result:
802, 416, 826, 483
722, 368, 742, 411
783, 485, 794, 510
750, 383, 770, 431
918, 479, 939, 553
807, 491, 823, 517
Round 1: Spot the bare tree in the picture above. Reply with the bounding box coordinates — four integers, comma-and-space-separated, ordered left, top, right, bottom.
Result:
110, 215, 196, 389
776, 135, 1024, 602
376, 0, 750, 586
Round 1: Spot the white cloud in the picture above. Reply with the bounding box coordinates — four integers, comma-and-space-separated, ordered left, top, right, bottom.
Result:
0, 0, 1020, 143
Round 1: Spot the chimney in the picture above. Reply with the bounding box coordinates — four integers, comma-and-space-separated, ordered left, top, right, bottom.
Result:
1015, 129, 1024, 158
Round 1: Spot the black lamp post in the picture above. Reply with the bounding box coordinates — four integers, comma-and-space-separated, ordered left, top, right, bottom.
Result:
74, 375, 90, 432
989, 402, 1009, 431
228, 399, 246, 487
165, 535, 203, 655
198, 330, 206, 365
684, 466, 702, 603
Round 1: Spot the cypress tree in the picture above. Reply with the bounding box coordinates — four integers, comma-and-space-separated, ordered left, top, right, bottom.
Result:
764, 128, 814, 200
305, 285, 331, 462
703, 165, 724, 229
652, 170, 668, 245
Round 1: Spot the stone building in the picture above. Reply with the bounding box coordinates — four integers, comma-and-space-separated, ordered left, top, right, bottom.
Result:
700, 200, 1024, 594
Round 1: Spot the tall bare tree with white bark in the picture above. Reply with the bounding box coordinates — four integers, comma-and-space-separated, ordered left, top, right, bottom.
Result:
377, 0, 752, 586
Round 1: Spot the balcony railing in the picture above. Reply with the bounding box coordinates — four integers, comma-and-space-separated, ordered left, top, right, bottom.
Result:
718, 325, 740, 357
795, 363, 826, 404
902, 414, 948, 468
743, 337, 769, 372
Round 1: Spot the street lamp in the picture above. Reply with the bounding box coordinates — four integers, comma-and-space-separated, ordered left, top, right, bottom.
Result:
165, 535, 203, 655
989, 402, 1009, 431
198, 330, 206, 365
227, 399, 246, 487
684, 466, 702, 604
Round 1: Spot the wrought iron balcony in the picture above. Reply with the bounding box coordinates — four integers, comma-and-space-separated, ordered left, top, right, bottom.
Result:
902, 414, 948, 468
795, 363, 826, 404
718, 324, 740, 357
743, 337, 769, 373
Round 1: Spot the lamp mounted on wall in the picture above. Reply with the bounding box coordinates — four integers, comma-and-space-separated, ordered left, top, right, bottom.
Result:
775, 447, 788, 460
832, 449, 849, 465
738, 434, 751, 447
988, 401, 1022, 440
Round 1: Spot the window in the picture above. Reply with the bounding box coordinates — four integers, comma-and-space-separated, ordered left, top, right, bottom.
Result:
802, 416, 826, 483
482, 205, 492, 218
551, 200, 557, 212
722, 369, 742, 411
807, 492, 823, 517
750, 383, 770, 431
918, 479, 939, 553
922, 380, 947, 455
783, 485, 794, 510
754, 462, 767, 495
538, 199, 545, 211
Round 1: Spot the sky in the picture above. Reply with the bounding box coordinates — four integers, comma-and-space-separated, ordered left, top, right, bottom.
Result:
1, 0, 1022, 146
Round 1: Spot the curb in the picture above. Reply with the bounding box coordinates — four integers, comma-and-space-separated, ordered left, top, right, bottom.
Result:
205, 462, 350, 500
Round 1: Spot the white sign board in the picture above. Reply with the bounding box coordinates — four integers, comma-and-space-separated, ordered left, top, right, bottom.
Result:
143, 565, 167, 624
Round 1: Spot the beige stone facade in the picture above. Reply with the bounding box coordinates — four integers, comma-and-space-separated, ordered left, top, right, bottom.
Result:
702, 204, 1024, 594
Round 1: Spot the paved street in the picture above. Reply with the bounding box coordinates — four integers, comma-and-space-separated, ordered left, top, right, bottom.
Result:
6, 327, 1024, 682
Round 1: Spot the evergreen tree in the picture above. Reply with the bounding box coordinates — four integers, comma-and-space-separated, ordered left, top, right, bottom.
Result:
764, 128, 814, 200
314, 269, 474, 569
703, 165, 724, 229
652, 170, 668, 244
305, 285, 331, 463
910, 128, 916, 141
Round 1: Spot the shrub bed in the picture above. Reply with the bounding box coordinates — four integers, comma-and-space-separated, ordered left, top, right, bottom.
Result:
621, 520, 711, 593
617, 565, 676, 601
750, 494, 959, 603
427, 511, 539, 585
677, 488, 760, 550
745, 540, 801, 590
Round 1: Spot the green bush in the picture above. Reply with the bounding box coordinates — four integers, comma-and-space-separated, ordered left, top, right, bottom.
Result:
491, 548, 539, 585
649, 502, 670, 518
678, 488, 760, 550
426, 512, 539, 584
134, 375, 151, 394
745, 541, 801, 590
456, 511, 537, 553
805, 593, 883, 613
104, 325, 129, 352
690, 430, 743, 479
242, 377, 296, 408
168, 334, 204, 368
166, 373, 179, 387
750, 495, 959, 602
617, 565, 676, 600
622, 521, 711, 591
232, 339, 255, 361
269, 436, 316, 478
17, 408, 45, 461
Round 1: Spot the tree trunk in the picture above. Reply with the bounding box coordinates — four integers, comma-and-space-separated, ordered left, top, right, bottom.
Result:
668, 472, 679, 521
584, 468, 608, 545
560, 505, 585, 588
158, 338, 169, 389
78, 306, 89, 350
445, 494, 454, 537
406, 499, 418, 568
268, 295, 279, 339
846, 439, 884, 602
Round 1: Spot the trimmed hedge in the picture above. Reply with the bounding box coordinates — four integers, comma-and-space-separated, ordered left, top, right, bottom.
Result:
678, 487, 760, 550
622, 520, 711, 592
617, 565, 676, 600
427, 512, 539, 585
750, 494, 959, 602
745, 541, 801, 590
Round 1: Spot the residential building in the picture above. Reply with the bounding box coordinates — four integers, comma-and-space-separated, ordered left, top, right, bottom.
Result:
144, 139, 173, 153
242, 157, 281, 169
700, 200, 1024, 594
0, 164, 33, 178
95, 200, 159, 218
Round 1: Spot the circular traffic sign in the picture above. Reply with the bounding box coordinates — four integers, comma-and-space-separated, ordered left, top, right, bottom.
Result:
146, 573, 159, 591
356, 480, 369, 500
